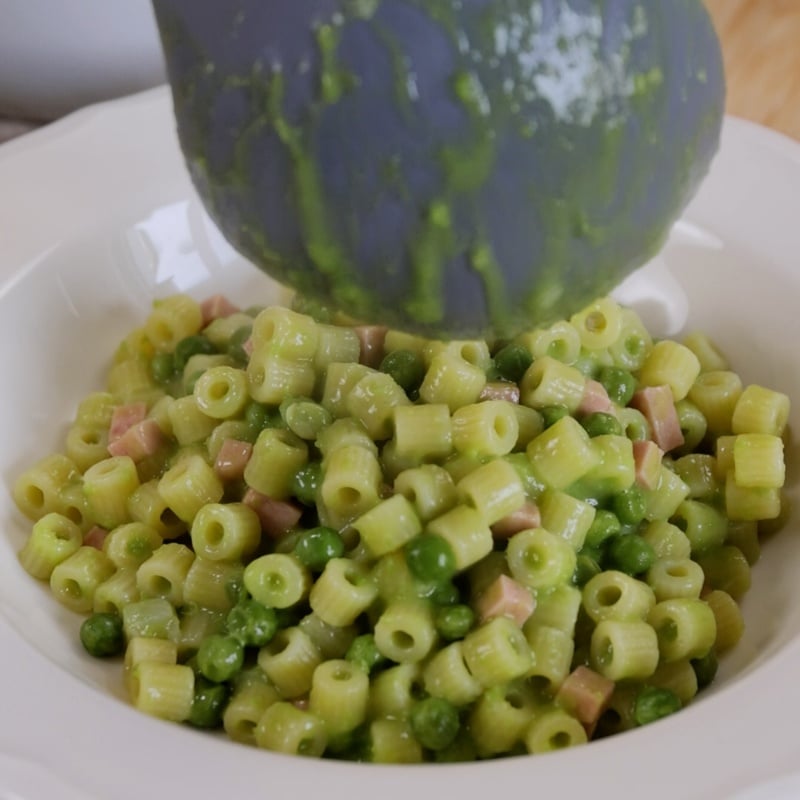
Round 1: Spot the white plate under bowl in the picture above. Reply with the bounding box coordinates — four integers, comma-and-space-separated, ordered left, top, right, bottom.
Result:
1, 87, 799, 800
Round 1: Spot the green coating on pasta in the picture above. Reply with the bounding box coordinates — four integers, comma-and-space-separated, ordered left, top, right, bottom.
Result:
11, 292, 791, 762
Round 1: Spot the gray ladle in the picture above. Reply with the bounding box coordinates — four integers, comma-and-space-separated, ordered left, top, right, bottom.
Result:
151, 0, 724, 339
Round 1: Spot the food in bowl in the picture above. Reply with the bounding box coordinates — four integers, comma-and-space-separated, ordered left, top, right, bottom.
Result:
11, 292, 789, 760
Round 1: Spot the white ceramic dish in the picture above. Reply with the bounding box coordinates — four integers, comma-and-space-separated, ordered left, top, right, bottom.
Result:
1, 87, 800, 800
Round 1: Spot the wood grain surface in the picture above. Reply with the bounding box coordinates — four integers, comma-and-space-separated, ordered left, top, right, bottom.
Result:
705, 0, 800, 140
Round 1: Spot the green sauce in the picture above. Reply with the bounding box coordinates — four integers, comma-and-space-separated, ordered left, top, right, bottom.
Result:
404, 201, 455, 324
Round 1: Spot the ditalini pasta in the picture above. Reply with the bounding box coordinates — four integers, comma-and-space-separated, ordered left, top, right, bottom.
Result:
12, 293, 790, 761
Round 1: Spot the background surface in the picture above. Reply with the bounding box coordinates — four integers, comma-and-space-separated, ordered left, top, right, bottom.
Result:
706, 0, 800, 141
0, 1, 797, 142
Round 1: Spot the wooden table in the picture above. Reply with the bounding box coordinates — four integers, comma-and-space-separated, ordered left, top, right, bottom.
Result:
705, 0, 800, 141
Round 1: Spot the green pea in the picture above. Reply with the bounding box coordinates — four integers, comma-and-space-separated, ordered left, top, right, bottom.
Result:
345, 634, 386, 674
188, 676, 230, 728
572, 354, 601, 378
328, 725, 371, 760
581, 412, 623, 438
226, 599, 278, 647
612, 485, 647, 525
598, 366, 637, 407
427, 581, 460, 606
572, 552, 602, 586
691, 649, 719, 689
492, 343, 533, 383
294, 526, 345, 571
410, 697, 460, 751
633, 686, 681, 726
380, 349, 425, 394
150, 352, 176, 384
540, 405, 570, 428
434, 604, 475, 641
405, 534, 456, 585
197, 634, 245, 683
607, 534, 656, 575
584, 509, 622, 549
79, 612, 125, 658
173, 334, 217, 372
226, 325, 252, 365
290, 462, 322, 506
244, 401, 276, 434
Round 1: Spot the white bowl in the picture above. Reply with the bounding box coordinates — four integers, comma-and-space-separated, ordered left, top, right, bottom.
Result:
1, 88, 800, 799
0, 0, 165, 120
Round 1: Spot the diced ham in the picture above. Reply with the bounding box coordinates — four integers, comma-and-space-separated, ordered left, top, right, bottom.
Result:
556, 665, 615, 735
632, 440, 663, 490
475, 574, 536, 627
354, 325, 388, 368
214, 438, 253, 481
578, 379, 613, 416
83, 525, 108, 550
243, 336, 254, 357
491, 501, 541, 539
630, 385, 685, 452
242, 488, 303, 539
200, 294, 241, 325
107, 419, 164, 461
108, 402, 147, 443
479, 382, 520, 404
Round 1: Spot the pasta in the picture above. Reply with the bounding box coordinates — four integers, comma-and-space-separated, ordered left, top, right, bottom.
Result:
11, 292, 790, 761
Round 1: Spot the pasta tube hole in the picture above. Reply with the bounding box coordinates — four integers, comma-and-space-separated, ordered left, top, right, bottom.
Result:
61, 579, 82, 600
657, 618, 678, 643
493, 416, 512, 438
208, 380, 231, 400
521, 545, 544, 570
667, 564, 690, 579
391, 631, 416, 651
597, 585, 623, 607
622, 334, 647, 359
584, 311, 609, 334
22, 486, 45, 510
205, 521, 225, 547
343, 565, 367, 588
546, 340, 570, 361
64, 505, 84, 526
550, 731, 572, 749
335, 487, 362, 507
459, 344, 485, 366
144, 576, 173, 597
